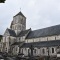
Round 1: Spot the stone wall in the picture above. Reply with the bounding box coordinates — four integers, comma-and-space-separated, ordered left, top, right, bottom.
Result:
25, 35, 60, 43
2, 35, 16, 53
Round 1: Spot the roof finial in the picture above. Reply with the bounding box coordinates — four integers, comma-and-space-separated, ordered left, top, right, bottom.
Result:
20, 8, 21, 12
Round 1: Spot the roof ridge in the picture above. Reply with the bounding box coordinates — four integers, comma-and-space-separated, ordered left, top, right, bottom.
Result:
32, 24, 60, 32
21, 28, 31, 32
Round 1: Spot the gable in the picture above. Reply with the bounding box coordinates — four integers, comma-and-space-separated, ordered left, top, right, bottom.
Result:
4, 28, 16, 37
7, 29, 16, 37
4, 28, 10, 36
17, 28, 31, 38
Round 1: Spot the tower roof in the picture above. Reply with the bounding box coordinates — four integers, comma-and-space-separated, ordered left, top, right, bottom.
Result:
14, 11, 26, 18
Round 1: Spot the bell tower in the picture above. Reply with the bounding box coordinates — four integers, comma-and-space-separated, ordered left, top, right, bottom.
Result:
10, 11, 26, 35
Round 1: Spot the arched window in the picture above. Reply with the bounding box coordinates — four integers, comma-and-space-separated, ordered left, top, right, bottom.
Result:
52, 48, 54, 53
34, 49, 36, 53
22, 49, 23, 53
28, 49, 30, 56
42, 49, 45, 54
9, 37, 11, 45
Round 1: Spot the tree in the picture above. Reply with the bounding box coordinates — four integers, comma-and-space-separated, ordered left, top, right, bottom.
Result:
0, 0, 6, 3
0, 35, 2, 42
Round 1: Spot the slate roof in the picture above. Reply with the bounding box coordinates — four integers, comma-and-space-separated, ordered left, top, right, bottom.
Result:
26, 24, 60, 39
17, 29, 31, 37
14, 11, 26, 18
7, 29, 16, 37
22, 40, 60, 48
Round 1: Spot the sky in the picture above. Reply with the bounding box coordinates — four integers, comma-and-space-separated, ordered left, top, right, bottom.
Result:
0, 0, 60, 35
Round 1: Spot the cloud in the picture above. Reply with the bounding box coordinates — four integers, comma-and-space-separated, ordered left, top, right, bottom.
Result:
0, 0, 60, 34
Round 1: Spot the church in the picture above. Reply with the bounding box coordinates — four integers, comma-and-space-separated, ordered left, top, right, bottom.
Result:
1, 11, 60, 58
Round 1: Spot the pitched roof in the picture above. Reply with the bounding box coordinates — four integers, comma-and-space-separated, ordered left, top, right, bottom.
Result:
26, 24, 60, 39
7, 29, 16, 37
17, 29, 31, 37
22, 40, 60, 48
14, 11, 26, 18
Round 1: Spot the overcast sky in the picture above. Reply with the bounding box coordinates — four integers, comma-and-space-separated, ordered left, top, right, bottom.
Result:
0, 0, 60, 35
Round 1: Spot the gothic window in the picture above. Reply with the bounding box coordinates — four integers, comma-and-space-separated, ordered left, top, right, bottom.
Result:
42, 49, 45, 54
47, 37, 48, 41
28, 49, 30, 55
16, 47, 17, 51
52, 48, 54, 53
5, 48, 7, 52
19, 38, 20, 42
22, 49, 23, 53
34, 49, 36, 53
55, 37, 56, 40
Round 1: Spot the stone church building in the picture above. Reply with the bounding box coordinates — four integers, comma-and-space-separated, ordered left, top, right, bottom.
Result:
1, 11, 60, 58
